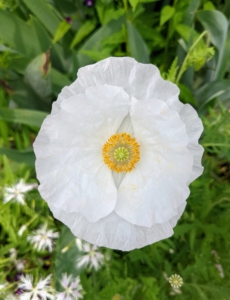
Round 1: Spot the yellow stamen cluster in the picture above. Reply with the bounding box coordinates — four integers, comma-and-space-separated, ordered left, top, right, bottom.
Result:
102, 132, 140, 172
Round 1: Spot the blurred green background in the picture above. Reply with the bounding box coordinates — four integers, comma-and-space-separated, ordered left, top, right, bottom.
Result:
0, 0, 230, 299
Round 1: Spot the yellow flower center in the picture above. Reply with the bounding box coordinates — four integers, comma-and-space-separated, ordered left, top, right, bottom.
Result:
102, 132, 140, 172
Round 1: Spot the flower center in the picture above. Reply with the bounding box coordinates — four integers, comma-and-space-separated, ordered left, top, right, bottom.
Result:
114, 147, 129, 162
102, 132, 140, 172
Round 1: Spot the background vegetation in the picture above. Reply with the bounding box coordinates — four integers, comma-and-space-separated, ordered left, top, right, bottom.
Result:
0, 0, 230, 299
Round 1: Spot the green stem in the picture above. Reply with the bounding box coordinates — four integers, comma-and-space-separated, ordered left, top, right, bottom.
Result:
175, 31, 208, 84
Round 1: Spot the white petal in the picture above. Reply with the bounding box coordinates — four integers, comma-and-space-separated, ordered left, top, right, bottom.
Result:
179, 104, 204, 184
16, 194, 25, 204
114, 98, 193, 227
49, 202, 186, 252
3, 194, 14, 203
75, 57, 183, 111
112, 114, 135, 189
34, 85, 131, 222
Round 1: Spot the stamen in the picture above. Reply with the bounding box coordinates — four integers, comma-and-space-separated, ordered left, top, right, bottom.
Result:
102, 132, 140, 172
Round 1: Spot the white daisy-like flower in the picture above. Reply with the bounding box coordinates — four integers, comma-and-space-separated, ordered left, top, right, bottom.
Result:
168, 274, 183, 288
27, 224, 59, 252
18, 274, 54, 300
77, 243, 104, 271
55, 273, 83, 300
34, 57, 204, 251
3, 179, 38, 205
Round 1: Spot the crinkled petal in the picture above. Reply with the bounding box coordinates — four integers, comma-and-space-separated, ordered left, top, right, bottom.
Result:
114, 97, 193, 227
179, 104, 204, 184
49, 202, 186, 252
34, 85, 131, 222
53, 57, 182, 113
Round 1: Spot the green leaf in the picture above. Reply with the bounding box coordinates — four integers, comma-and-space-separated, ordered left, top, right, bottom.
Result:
165, 57, 178, 83
140, 0, 159, 3
0, 11, 42, 58
0, 108, 47, 127
31, 16, 52, 53
196, 10, 228, 80
70, 21, 97, 49
52, 20, 71, 44
179, 83, 197, 106
22, 0, 60, 35
2, 155, 14, 184
77, 17, 125, 67
79, 49, 110, 62
203, 1, 215, 10
127, 21, 149, 63
184, 0, 200, 26
25, 52, 52, 100
160, 5, 175, 26
195, 79, 230, 110
128, 0, 139, 11
55, 225, 80, 283
51, 68, 71, 96
0, 148, 35, 166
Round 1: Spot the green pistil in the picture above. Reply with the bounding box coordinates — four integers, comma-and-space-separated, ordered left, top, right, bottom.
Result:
114, 147, 129, 162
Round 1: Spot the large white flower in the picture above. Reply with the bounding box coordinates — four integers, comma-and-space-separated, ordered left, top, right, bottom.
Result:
34, 57, 204, 251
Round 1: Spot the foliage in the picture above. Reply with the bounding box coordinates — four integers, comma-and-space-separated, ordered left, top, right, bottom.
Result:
0, 0, 230, 299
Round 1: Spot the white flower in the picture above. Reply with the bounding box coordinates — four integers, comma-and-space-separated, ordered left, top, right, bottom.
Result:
3, 179, 38, 205
34, 57, 204, 251
169, 274, 183, 288
55, 273, 83, 300
19, 274, 54, 300
77, 243, 104, 271
27, 224, 59, 252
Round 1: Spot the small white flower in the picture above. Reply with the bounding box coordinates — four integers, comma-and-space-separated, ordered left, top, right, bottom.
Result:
27, 224, 59, 252
55, 273, 83, 300
3, 179, 38, 205
77, 243, 104, 271
169, 274, 183, 288
19, 274, 54, 300
18, 225, 27, 236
